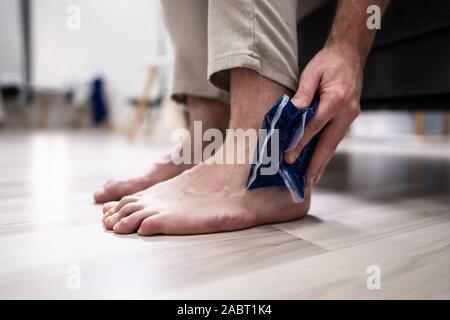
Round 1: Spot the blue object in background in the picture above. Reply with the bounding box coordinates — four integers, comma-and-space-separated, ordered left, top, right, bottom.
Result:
247, 95, 320, 202
90, 77, 109, 126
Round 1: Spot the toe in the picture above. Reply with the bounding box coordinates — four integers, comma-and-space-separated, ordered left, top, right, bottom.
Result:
93, 189, 112, 203
103, 201, 118, 214
138, 214, 166, 236
113, 210, 158, 234
102, 201, 120, 223
104, 202, 143, 229
114, 195, 139, 212
93, 181, 123, 203
116, 202, 143, 219
103, 207, 117, 223
104, 214, 121, 230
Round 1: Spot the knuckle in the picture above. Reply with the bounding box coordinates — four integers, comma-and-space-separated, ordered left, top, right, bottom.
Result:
331, 89, 346, 105
308, 117, 324, 134
348, 102, 361, 118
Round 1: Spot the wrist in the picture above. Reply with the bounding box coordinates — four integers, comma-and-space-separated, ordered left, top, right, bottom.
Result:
324, 38, 368, 68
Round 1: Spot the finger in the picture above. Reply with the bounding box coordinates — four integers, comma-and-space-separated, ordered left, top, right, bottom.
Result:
306, 109, 358, 187
284, 93, 342, 164
291, 67, 321, 109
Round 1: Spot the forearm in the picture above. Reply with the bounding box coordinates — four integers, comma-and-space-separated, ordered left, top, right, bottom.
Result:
326, 0, 390, 66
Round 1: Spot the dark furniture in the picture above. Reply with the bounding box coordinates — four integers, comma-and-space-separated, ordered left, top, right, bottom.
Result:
297, 0, 450, 111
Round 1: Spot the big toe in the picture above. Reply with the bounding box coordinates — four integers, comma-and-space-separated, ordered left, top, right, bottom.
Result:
93, 181, 121, 203
93, 189, 113, 203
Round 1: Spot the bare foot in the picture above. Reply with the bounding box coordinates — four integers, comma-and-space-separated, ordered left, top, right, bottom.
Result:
102, 143, 310, 235
93, 155, 190, 203
102, 68, 311, 235
93, 96, 229, 203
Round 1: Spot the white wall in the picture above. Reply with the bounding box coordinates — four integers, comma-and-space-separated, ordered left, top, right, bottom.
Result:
351, 111, 446, 137
0, 0, 23, 81
32, 0, 167, 126
352, 111, 415, 137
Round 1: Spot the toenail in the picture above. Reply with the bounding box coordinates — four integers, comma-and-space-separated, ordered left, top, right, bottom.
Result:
94, 190, 103, 197
284, 153, 295, 164
106, 216, 115, 224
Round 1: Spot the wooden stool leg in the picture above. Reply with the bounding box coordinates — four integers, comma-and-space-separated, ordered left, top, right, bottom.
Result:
37, 93, 51, 129
442, 111, 449, 136
126, 67, 158, 141
415, 110, 425, 136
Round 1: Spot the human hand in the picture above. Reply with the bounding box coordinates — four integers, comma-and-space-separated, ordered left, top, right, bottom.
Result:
284, 43, 364, 187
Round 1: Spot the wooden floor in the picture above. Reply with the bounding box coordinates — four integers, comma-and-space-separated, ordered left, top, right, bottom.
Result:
0, 130, 449, 299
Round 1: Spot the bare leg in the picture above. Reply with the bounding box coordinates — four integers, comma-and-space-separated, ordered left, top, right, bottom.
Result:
94, 96, 229, 204
104, 69, 310, 234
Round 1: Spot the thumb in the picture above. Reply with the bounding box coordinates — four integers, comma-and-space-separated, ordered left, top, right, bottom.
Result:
291, 69, 321, 109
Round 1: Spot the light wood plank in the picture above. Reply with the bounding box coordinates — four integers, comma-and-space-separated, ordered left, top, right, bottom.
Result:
0, 131, 449, 299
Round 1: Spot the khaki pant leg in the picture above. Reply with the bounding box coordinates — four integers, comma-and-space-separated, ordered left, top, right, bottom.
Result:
160, 0, 230, 104
207, 0, 299, 93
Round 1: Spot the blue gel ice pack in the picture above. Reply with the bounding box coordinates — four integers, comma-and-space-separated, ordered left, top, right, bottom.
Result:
246, 95, 320, 202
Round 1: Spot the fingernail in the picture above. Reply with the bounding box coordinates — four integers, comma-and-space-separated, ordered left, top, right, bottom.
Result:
284, 153, 294, 164
291, 98, 307, 109
106, 216, 117, 226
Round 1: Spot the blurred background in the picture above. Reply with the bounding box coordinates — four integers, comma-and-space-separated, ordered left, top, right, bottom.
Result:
0, 0, 449, 300
0, 0, 184, 142
0, 0, 448, 140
